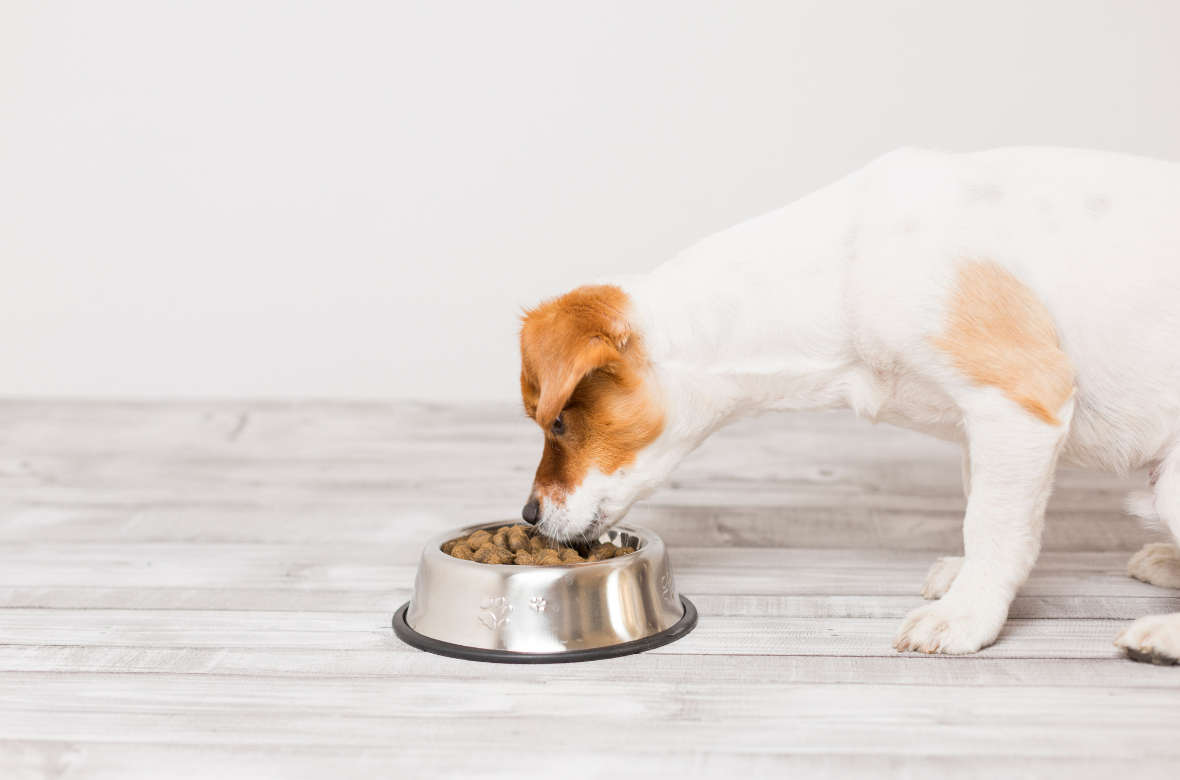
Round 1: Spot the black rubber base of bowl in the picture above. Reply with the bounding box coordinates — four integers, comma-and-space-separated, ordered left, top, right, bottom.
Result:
392, 595, 697, 664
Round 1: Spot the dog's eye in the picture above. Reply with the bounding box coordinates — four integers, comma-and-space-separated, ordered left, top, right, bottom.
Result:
551, 414, 565, 436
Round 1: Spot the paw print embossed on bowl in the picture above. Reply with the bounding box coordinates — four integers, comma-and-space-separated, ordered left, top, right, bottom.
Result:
478, 597, 513, 630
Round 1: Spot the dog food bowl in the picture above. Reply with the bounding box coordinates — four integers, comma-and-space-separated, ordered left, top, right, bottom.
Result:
393, 521, 696, 663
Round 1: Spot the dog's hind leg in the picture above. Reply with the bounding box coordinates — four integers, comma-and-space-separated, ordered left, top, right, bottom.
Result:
1115, 449, 1180, 664
894, 392, 1072, 654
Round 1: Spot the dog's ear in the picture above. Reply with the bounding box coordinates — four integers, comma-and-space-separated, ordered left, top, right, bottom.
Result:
520, 285, 632, 430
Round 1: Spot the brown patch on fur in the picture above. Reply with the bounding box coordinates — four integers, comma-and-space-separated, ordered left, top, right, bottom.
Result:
520, 285, 663, 499
932, 260, 1075, 425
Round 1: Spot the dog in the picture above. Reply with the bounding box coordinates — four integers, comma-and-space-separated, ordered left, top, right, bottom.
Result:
517, 146, 1180, 662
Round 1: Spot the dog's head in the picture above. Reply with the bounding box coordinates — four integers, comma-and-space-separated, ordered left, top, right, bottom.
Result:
519, 284, 665, 541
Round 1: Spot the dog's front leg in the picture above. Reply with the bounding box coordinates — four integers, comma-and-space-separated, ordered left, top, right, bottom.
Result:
894, 393, 1072, 654
919, 449, 972, 599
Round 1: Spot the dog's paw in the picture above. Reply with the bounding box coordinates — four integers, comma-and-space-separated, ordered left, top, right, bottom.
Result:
892, 599, 1004, 655
920, 556, 963, 600
1114, 613, 1180, 665
1128, 543, 1180, 590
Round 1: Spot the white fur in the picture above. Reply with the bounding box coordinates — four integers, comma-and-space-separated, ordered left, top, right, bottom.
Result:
921, 556, 963, 600
536, 467, 655, 543
1129, 542, 1180, 590
546, 147, 1180, 658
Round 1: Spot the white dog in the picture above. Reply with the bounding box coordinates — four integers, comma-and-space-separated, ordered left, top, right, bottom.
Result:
518, 147, 1180, 662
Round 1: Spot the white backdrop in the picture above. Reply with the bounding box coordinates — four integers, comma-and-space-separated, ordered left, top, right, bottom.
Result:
2, 1, 1178, 401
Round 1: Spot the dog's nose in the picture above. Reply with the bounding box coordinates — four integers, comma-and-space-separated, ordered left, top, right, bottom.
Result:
522, 497, 540, 525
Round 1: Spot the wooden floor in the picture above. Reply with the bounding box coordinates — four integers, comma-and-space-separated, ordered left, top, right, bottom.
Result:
1, 401, 1177, 779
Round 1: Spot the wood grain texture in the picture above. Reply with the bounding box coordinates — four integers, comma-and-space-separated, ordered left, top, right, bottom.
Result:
2, 743, 1177, 780
0, 401, 1174, 780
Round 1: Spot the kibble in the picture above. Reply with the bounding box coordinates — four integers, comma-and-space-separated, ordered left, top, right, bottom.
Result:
444, 528, 639, 566
465, 530, 492, 551
473, 545, 513, 564
507, 526, 530, 552
587, 542, 620, 562
538, 550, 564, 566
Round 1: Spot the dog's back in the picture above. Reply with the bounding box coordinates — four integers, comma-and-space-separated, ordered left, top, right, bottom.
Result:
850, 147, 1180, 473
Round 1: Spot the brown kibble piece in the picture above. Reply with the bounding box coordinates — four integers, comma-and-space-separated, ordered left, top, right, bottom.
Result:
473, 546, 512, 564
514, 550, 537, 566
466, 530, 492, 551
451, 545, 474, 561
559, 548, 584, 563
589, 543, 618, 559
507, 527, 529, 552
539, 554, 564, 566
493, 529, 510, 549
441, 539, 459, 554
613, 547, 635, 557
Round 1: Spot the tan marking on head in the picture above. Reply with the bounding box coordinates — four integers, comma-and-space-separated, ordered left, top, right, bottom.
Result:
520, 285, 663, 500
932, 260, 1075, 425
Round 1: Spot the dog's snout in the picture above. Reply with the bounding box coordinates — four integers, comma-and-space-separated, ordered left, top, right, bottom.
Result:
522, 497, 540, 525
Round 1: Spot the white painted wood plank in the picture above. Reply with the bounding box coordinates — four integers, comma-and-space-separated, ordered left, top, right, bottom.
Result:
0, 608, 1147, 659
3, 673, 1179, 731
2, 644, 1177, 687
0, 544, 1160, 592
1, 499, 1147, 550
0, 693, 1174, 760
4, 741, 1176, 780
2, 588, 1174, 620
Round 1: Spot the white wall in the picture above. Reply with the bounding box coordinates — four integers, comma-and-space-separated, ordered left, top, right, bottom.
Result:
2, 1, 1178, 401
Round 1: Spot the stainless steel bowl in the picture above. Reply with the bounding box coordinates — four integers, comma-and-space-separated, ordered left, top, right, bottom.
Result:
393, 521, 696, 663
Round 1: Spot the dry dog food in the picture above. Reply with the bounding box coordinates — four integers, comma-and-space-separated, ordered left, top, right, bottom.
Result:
442, 525, 637, 566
